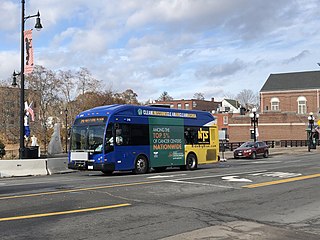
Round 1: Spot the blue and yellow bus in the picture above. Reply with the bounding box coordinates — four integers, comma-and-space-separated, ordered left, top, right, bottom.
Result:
68, 104, 219, 174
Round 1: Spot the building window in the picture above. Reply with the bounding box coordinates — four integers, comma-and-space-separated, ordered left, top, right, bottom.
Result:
223, 116, 228, 125
177, 103, 182, 109
270, 97, 280, 111
185, 103, 190, 110
170, 104, 174, 108
297, 96, 307, 114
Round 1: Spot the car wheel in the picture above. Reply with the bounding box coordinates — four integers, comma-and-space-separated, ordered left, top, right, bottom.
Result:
251, 152, 256, 159
263, 151, 269, 158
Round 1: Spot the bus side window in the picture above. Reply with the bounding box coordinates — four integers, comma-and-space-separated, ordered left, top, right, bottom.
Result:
115, 129, 123, 145
116, 124, 130, 145
184, 127, 195, 144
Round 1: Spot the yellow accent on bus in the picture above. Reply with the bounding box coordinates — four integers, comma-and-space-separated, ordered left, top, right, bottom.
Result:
185, 126, 219, 165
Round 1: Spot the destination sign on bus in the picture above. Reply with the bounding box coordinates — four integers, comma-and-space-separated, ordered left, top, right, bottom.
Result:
75, 117, 107, 125
137, 109, 197, 118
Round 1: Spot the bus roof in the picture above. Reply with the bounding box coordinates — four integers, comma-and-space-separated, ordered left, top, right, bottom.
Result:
76, 104, 215, 122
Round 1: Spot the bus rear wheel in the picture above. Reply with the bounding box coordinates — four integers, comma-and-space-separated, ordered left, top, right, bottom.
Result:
133, 155, 149, 174
183, 153, 197, 170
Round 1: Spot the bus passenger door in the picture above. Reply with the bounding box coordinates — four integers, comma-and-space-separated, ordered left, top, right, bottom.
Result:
113, 123, 133, 170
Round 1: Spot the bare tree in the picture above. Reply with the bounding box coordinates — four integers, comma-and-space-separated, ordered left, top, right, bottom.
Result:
26, 65, 63, 153
193, 92, 205, 100
158, 91, 173, 101
58, 70, 75, 103
223, 92, 236, 100
235, 89, 259, 109
76, 67, 102, 95
0, 76, 13, 87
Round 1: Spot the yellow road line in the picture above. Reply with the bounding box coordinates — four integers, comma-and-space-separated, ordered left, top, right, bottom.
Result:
0, 180, 161, 200
242, 173, 320, 188
0, 203, 131, 222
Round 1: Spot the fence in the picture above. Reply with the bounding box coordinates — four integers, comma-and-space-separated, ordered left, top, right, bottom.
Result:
221, 140, 320, 151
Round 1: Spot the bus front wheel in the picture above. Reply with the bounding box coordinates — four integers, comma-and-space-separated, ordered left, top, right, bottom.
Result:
133, 155, 149, 174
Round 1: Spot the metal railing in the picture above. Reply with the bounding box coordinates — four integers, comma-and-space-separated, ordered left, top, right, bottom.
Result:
220, 140, 319, 151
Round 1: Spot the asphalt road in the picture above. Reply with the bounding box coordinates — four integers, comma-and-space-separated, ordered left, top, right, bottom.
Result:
0, 150, 319, 240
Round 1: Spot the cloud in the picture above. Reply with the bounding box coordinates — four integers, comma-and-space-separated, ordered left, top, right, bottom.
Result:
196, 59, 247, 79
1, 0, 320, 102
0, 51, 19, 79
282, 50, 311, 64
0, 1, 19, 31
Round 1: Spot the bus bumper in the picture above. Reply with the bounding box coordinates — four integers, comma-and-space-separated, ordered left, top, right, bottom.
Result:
68, 161, 115, 171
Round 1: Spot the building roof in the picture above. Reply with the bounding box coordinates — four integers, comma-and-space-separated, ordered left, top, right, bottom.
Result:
224, 99, 240, 108
260, 71, 320, 92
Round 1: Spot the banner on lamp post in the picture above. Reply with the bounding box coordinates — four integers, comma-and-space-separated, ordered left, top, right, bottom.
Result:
24, 29, 34, 74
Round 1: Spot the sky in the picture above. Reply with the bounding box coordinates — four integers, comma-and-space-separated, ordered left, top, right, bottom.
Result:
1, 0, 320, 103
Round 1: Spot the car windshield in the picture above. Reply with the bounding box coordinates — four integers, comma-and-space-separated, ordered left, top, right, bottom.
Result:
240, 142, 255, 148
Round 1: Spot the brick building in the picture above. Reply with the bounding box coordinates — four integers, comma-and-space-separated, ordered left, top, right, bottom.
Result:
155, 98, 221, 112
229, 71, 320, 142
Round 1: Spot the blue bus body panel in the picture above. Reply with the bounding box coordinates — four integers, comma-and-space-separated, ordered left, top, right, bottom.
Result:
110, 145, 150, 171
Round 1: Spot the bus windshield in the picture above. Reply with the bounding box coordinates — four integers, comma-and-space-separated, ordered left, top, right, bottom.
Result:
70, 125, 105, 152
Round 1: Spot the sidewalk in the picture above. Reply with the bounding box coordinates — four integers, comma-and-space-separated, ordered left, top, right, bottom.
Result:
219, 146, 318, 161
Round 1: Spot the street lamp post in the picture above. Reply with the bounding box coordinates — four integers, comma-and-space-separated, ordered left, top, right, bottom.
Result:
65, 108, 68, 153
249, 108, 259, 142
307, 112, 315, 152
13, 1, 42, 159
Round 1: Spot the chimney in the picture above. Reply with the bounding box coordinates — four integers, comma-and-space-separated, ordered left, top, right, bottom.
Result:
211, 98, 215, 102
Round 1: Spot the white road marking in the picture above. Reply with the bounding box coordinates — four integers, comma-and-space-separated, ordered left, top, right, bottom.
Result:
147, 174, 187, 179
250, 171, 302, 178
164, 179, 237, 189
221, 176, 253, 182
167, 170, 268, 181
251, 161, 282, 164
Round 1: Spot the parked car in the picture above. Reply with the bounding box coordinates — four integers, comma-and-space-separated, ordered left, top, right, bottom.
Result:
233, 141, 269, 159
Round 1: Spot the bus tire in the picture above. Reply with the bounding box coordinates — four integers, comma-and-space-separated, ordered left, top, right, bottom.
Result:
133, 155, 149, 174
185, 153, 197, 170
153, 166, 167, 172
101, 170, 113, 175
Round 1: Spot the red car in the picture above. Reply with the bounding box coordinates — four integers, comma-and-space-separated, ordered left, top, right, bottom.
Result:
233, 141, 269, 159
